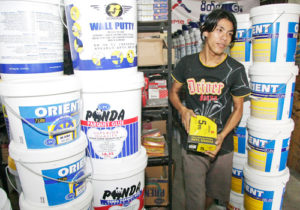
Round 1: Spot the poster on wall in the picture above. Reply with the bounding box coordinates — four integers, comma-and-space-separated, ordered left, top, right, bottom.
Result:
171, 0, 260, 32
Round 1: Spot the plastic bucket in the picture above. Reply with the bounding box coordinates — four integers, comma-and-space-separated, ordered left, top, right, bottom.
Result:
64, 0, 137, 72
19, 181, 93, 210
0, 75, 81, 149
0, 0, 64, 80
9, 132, 88, 206
234, 100, 250, 155
243, 164, 289, 210
249, 64, 298, 120
250, 3, 300, 64
0, 188, 12, 210
81, 71, 144, 160
247, 117, 294, 173
230, 14, 252, 63
228, 191, 244, 210
88, 146, 147, 209
231, 153, 247, 194
7, 156, 22, 194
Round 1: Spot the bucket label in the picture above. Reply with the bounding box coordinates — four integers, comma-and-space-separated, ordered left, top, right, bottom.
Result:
95, 182, 144, 210
250, 81, 293, 120
244, 183, 275, 210
286, 22, 298, 62
81, 103, 138, 159
65, 0, 137, 71
19, 99, 80, 149
0, 2, 63, 74
234, 126, 246, 154
248, 134, 290, 172
230, 28, 252, 62
252, 22, 279, 62
231, 167, 244, 194
41, 158, 86, 206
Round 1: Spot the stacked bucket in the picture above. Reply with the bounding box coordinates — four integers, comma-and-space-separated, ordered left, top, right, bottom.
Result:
247, 4, 299, 210
228, 13, 252, 210
0, 0, 94, 209
63, 0, 147, 209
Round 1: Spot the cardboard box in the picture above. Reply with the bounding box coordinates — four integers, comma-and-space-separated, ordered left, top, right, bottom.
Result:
145, 166, 169, 206
138, 38, 164, 66
143, 120, 166, 135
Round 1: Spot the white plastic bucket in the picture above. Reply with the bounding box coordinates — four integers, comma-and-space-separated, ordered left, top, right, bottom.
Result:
0, 188, 12, 210
249, 64, 298, 120
88, 146, 147, 209
231, 153, 247, 194
247, 117, 294, 173
64, 0, 137, 71
81, 71, 144, 160
0, 0, 64, 80
9, 132, 88, 206
250, 3, 300, 64
231, 14, 252, 63
19, 181, 93, 210
228, 191, 244, 210
243, 164, 289, 210
0, 75, 81, 149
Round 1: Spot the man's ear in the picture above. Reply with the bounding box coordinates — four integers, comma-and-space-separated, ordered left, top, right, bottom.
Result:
203, 31, 208, 38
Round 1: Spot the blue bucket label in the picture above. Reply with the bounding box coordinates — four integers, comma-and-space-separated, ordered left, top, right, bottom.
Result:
81, 103, 138, 159
65, 1, 137, 71
230, 28, 252, 62
234, 126, 247, 154
286, 22, 299, 62
252, 22, 279, 62
19, 99, 80, 149
244, 183, 275, 210
248, 134, 290, 172
250, 82, 290, 120
232, 167, 244, 194
41, 158, 86, 206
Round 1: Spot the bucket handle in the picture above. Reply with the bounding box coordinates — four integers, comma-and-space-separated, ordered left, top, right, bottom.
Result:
5, 166, 21, 194
15, 159, 91, 185
58, 1, 68, 29
2, 99, 81, 136
249, 11, 285, 42
249, 72, 296, 101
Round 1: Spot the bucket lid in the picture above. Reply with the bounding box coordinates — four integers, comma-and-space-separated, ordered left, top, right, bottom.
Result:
90, 147, 148, 180
0, 0, 64, 5
9, 132, 87, 163
80, 71, 144, 93
0, 188, 8, 208
0, 75, 81, 97
247, 117, 295, 133
250, 3, 300, 17
244, 164, 290, 186
249, 63, 299, 76
234, 13, 250, 23
19, 181, 93, 210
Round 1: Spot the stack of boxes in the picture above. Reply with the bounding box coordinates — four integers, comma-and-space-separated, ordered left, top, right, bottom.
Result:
137, 0, 168, 21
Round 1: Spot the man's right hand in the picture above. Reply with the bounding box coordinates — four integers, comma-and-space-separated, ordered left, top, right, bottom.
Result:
179, 107, 196, 132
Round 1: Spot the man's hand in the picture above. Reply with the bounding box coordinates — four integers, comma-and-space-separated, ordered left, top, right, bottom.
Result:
180, 107, 196, 132
204, 133, 225, 159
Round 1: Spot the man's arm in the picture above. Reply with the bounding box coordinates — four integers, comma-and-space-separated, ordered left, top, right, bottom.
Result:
169, 81, 196, 132
205, 95, 244, 158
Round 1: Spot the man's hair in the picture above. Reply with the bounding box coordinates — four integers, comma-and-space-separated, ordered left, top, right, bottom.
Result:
200, 9, 237, 43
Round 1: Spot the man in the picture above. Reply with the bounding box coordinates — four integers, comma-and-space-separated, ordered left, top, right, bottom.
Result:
169, 9, 251, 210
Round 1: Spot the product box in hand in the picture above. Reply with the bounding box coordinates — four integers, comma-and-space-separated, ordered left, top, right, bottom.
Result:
187, 115, 217, 153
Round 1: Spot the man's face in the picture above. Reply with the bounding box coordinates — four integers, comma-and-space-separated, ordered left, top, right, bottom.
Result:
203, 18, 234, 56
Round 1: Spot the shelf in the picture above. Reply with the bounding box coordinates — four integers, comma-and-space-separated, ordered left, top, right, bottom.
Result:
138, 66, 169, 74
147, 156, 172, 166
137, 21, 168, 32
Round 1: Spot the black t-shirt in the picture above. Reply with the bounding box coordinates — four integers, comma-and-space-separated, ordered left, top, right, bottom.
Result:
172, 53, 251, 155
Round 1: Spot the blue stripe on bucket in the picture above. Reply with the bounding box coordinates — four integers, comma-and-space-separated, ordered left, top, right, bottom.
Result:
0, 63, 63, 73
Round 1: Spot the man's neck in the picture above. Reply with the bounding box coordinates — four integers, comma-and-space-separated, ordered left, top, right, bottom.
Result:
199, 47, 226, 67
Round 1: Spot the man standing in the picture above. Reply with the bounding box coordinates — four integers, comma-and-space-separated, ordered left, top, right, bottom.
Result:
169, 9, 251, 210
